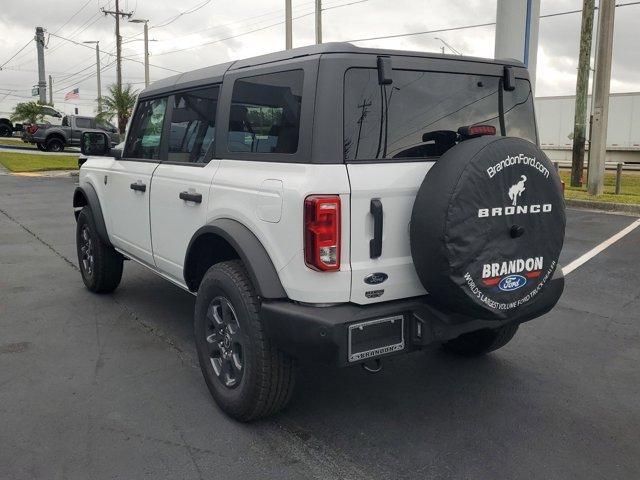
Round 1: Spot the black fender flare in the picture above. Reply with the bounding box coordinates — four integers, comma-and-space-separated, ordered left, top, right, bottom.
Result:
73, 184, 111, 247
45, 131, 67, 144
185, 219, 287, 299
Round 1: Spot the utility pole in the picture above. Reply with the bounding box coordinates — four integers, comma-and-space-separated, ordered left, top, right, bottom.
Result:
142, 21, 149, 87
315, 0, 322, 44
96, 42, 102, 110
48, 75, 53, 105
83, 41, 102, 112
570, 0, 595, 187
130, 19, 150, 87
285, 0, 292, 50
35, 27, 46, 104
102, 0, 132, 92
588, 0, 615, 196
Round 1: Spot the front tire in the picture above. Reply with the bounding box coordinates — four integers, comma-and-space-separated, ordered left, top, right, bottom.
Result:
442, 324, 519, 357
76, 206, 123, 293
36, 142, 47, 151
194, 260, 296, 421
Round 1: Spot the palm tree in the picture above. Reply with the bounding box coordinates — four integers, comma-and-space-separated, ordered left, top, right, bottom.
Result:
97, 83, 139, 134
11, 102, 45, 124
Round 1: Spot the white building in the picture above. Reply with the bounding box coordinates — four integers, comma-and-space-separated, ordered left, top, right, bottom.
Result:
536, 92, 640, 165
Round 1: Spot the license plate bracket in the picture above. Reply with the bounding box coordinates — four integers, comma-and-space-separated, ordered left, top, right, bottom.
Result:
348, 315, 404, 362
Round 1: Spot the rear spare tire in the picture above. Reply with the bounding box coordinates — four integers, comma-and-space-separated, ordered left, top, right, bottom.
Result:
410, 136, 565, 320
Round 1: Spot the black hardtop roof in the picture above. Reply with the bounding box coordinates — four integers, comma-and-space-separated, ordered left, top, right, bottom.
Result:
139, 42, 525, 98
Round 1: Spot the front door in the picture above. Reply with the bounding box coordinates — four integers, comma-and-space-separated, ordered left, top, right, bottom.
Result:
150, 86, 220, 283
105, 96, 168, 265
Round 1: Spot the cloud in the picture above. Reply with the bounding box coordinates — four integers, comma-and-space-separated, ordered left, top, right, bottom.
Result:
0, 0, 638, 114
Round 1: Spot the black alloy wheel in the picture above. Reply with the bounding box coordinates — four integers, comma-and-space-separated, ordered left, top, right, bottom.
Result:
205, 296, 244, 388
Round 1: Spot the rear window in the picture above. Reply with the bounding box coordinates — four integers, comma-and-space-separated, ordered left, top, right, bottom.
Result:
168, 86, 219, 164
75, 117, 92, 129
343, 68, 536, 161
227, 70, 303, 154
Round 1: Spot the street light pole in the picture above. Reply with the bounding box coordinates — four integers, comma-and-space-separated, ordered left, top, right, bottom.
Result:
83, 41, 102, 112
130, 19, 150, 87
315, 0, 322, 44
285, 0, 292, 50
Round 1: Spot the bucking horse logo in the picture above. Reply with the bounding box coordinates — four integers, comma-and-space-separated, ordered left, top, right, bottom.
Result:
508, 175, 527, 206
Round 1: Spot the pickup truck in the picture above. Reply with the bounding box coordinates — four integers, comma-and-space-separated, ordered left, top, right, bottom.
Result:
1, 106, 64, 137
22, 114, 119, 152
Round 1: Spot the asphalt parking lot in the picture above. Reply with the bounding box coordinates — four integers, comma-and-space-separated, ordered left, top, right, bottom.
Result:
1, 174, 639, 480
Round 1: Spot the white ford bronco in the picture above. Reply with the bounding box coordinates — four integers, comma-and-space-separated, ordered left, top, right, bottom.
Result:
74, 43, 566, 421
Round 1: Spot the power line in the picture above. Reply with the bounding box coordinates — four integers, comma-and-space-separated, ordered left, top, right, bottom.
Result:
51, 0, 94, 35
142, 0, 373, 57
347, 1, 640, 44
152, 0, 213, 29
347, 21, 497, 44
323, 0, 370, 11
0, 38, 33, 70
47, 32, 183, 73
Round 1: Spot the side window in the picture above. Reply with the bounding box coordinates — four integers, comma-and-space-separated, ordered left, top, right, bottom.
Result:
94, 118, 116, 132
227, 70, 303, 154
75, 117, 92, 129
168, 86, 219, 163
124, 97, 168, 160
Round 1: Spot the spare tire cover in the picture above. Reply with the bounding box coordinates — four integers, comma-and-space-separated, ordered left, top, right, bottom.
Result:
410, 136, 565, 320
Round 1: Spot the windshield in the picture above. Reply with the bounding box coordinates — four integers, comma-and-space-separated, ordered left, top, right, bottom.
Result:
343, 68, 536, 161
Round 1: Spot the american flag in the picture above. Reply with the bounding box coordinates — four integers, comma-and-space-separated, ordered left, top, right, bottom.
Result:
64, 88, 79, 101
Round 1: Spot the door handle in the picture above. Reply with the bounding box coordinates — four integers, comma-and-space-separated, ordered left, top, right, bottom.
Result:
130, 182, 146, 192
179, 191, 202, 204
370, 198, 383, 258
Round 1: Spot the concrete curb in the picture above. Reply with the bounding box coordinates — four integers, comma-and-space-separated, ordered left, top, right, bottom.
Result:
565, 198, 640, 215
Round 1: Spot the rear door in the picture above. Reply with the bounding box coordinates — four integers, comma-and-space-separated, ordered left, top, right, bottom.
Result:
150, 86, 221, 283
72, 117, 92, 146
343, 59, 537, 304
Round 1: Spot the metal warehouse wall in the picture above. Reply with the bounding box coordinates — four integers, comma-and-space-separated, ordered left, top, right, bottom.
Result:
536, 92, 640, 151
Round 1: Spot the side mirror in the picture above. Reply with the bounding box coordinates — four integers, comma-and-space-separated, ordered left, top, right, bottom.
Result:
81, 131, 111, 156
112, 147, 122, 160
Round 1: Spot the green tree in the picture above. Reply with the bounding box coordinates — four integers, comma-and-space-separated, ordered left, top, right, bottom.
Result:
10, 102, 45, 124
96, 83, 139, 134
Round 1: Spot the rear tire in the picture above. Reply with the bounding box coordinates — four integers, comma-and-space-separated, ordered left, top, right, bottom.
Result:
46, 137, 65, 152
76, 206, 123, 293
442, 324, 519, 357
194, 260, 296, 421
0, 124, 11, 137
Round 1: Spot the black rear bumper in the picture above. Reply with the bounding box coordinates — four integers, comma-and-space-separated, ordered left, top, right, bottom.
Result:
260, 270, 564, 366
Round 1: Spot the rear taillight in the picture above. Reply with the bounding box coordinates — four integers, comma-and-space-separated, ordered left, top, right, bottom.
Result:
27, 124, 39, 135
304, 195, 341, 271
458, 124, 496, 138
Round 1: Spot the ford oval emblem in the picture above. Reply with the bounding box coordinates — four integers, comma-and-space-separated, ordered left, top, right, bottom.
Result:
364, 272, 388, 285
498, 274, 527, 292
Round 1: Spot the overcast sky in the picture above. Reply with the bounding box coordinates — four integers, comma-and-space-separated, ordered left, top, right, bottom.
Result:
1, 0, 639, 114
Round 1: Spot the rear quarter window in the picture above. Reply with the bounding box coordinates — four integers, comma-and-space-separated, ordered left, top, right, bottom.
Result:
227, 70, 303, 154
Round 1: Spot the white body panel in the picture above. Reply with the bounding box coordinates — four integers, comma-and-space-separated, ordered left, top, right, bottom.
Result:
80, 155, 431, 305
347, 162, 432, 304
102, 160, 159, 265
210, 160, 352, 303
150, 161, 221, 283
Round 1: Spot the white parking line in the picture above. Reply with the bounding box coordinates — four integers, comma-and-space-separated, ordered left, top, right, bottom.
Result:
563, 218, 640, 276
